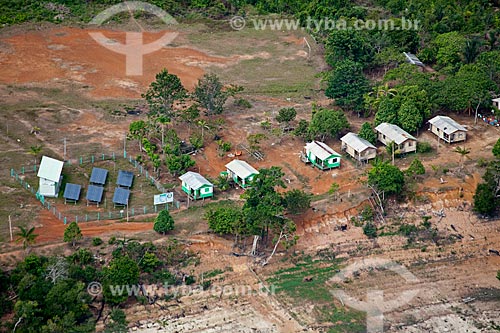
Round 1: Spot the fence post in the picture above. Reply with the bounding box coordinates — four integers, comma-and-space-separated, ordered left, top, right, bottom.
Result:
59, 212, 61, 220
21, 166, 24, 174
64, 217, 67, 225
131, 208, 134, 216
144, 206, 147, 214
75, 216, 78, 223
80, 157, 83, 165
47, 202, 50, 209
112, 152, 115, 160
97, 212, 100, 220
86, 214, 88, 222
91, 155, 94, 163
145, 170, 148, 178
109, 212, 112, 219
10, 169, 14, 177
154, 205, 157, 213
102, 154, 105, 160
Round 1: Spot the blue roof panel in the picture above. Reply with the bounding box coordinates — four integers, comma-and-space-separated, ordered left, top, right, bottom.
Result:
117, 170, 134, 188
90, 167, 108, 185
63, 183, 81, 201
86, 185, 104, 203
113, 187, 130, 205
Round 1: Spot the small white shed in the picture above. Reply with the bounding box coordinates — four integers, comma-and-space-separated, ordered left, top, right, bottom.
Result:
37, 156, 64, 198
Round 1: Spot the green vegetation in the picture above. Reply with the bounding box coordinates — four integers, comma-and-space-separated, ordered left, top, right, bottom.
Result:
267, 257, 365, 332
15, 226, 38, 251
63, 222, 83, 247
0, 238, 196, 332
283, 189, 311, 215
368, 161, 405, 196
309, 106, 350, 141
358, 122, 377, 145
154, 210, 175, 235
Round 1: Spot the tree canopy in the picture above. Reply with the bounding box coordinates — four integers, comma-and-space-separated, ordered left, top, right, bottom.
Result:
154, 210, 175, 235
368, 161, 405, 195
309, 107, 350, 140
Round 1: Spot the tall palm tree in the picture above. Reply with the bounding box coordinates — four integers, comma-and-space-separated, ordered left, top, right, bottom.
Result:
28, 145, 43, 168
366, 83, 397, 115
454, 146, 471, 169
15, 226, 38, 251
197, 120, 210, 141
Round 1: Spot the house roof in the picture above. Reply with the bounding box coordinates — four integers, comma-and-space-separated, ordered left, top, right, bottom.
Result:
305, 141, 340, 161
375, 123, 416, 145
37, 156, 64, 183
403, 52, 424, 66
225, 160, 259, 179
179, 171, 213, 190
341, 132, 376, 152
428, 115, 467, 135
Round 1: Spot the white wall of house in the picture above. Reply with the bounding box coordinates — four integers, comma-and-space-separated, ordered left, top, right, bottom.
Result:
377, 133, 416, 153
344, 144, 377, 161
39, 177, 59, 197
430, 125, 466, 143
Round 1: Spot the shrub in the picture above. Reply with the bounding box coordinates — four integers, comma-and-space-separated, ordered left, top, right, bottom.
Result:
417, 141, 432, 153
92, 237, 103, 246
154, 210, 175, 235
108, 236, 116, 245
363, 222, 377, 238
235, 98, 252, 108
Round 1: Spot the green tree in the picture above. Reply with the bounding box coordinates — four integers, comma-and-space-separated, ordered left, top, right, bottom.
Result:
368, 161, 405, 195
63, 222, 82, 247
275, 107, 297, 128
103, 256, 139, 304
128, 120, 148, 152
165, 154, 195, 176
493, 137, 500, 158
193, 73, 228, 115
397, 102, 423, 133
437, 64, 498, 113
154, 210, 175, 235
104, 309, 128, 333
16, 226, 38, 251
283, 189, 311, 215
204, 207, 243, 235
406, 158, 426, 178
463, 37, 482, 64
325, 30, 373, 66
433, 31, 466, 72
293, 119, 311, 140
358, 122, 377, 145
473, 183, 497, 216
374, 96, 398, 126
308, 107, 350, 140
325, 59, 369, 111
242, 167, 287, 237
142, 68, 187, 120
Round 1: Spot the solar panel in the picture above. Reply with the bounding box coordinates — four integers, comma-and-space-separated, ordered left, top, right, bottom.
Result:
117, 170, 134, 188
63, 183, 81, 201
86, 185, 104, 203
90, 167, 108, 185
113, 187, 130, 205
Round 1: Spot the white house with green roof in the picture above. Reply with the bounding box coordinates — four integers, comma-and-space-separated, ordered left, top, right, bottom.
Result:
225, 160, 259, 188
179, 171, 213, 200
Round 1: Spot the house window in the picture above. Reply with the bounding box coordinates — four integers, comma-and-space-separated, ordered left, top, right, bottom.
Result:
331, 158, 338, 164
408, 141, 413, 146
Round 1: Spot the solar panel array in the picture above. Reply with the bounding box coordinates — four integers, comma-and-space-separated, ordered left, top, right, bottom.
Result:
87, 185, 104, 203
63, 183, 81, 201
113, 187, 130, 206
90, 167, 108, 185
117, 170, 134, 188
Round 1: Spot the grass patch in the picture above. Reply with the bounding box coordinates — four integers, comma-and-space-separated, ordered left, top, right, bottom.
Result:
267, 257, 366, 332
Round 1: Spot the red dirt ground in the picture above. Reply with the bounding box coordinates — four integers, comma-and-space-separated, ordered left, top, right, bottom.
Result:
0, 27, 228, 98
35, 209, 153, 243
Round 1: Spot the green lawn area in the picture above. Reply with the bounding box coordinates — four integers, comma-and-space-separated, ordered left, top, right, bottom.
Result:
267, 257, 366, 333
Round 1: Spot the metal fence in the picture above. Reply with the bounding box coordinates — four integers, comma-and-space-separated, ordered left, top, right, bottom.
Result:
10, 151, 180, 224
